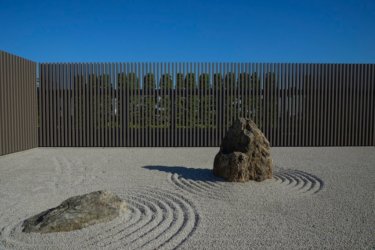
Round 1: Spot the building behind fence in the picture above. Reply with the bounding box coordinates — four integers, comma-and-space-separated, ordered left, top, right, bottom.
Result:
38, 62, 375, 147
0, 51, 374, 156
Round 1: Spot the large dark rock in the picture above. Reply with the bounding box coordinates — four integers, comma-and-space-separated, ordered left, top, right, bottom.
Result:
22, 190, 127, 233
213, 118, 272, 182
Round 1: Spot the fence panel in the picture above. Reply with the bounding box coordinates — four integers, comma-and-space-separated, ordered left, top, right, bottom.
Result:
37, 63, 375, 147
0, 51, 37, 155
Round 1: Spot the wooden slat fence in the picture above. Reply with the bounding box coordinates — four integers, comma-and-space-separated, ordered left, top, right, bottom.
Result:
37, 63, 375, 147
0, 51, 38, 156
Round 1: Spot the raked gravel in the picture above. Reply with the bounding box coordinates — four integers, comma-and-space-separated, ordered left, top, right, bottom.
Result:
0, 147, 374, 249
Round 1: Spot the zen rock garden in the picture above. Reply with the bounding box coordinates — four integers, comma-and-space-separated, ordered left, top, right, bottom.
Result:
22, 117, 271, 234
213, 117, 273, 182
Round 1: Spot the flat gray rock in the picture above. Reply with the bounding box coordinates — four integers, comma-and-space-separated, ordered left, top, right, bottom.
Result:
22, 190, 127, 233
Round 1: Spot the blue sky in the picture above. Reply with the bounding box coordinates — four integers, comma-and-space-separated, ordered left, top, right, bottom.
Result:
1, 0, 374, 63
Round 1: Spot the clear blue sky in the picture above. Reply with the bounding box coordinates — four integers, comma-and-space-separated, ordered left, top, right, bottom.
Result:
1, 0, 374, 63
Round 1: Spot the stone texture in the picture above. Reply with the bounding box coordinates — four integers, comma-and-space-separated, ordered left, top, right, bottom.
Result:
213, 117, 272, 182
22, 190, 127, 233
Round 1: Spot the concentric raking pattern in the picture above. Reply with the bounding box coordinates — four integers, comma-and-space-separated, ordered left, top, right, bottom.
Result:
0, 188, 199, 250
273, 166, 325, 194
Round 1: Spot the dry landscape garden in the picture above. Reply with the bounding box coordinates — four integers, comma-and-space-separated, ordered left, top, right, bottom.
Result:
0, 51, 374, 249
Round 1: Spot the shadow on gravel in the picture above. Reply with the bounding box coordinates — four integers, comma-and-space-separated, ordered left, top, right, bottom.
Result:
143, 165, 225, 182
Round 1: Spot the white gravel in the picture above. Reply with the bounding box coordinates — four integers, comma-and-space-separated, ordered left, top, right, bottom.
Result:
0, 147, 374, 249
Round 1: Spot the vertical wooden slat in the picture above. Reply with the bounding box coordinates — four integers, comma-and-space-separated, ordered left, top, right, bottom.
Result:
101, 63, 104, 147
71, 63, 75, 146
181, 62, 185, 147
362, 64, 369, 146
220, 62, 224, 145
358, 64, 363, 145
108, 63, 112, 147
216, 63, 220, 147
52, 63, 56, 147
348, 64, 354, 146
101, 63, 105, 147
289, 63, 293, 146
88, 63, 92, 147
24, 59, 28, 150
353, 64, 358, 145
63, 64, 67, 147
371, 65, 375, 146
47, 63, 52, 147
364, 65, 370, 145
0, 52, 4, 155
55, 63, 59, 147
304, 64, 309, 146
294, 63, 298, 146
304, 64, 308, 146
56, 63, 61, 147
127, 63, 131, 147
167, 62, 170, 147
225, 63, 229, 138
271, 63, 275, 145
41, 64, 46, 147
315, 64, 320, 146
320, 63, 325, 146
345, 64, 350, 146
297, 63, 301, 146
10, 54, 15, 152
14, 54, 19, 152
268, 63, 272, 144
342, 64, 347, 146
73, 63, 76, 147
111, 63, 114, 147
279, 63, 282, 146
346, 64, 351, 146
38, 64, 42, 147
337, 64, 343, 146
76, 63, 80, 147
4, 53, 9, 152
171, 63, 175, 146
105, 62, 109, 147
10, 54, 14, 152
230, 63, 234, 134
197, 62, 200, 147
325, 64, 330, 146
118, 63, 122, 146
82, 63, 86, 147
19, 57, 24, 151
332, 64, 337, 146
316, 64, 321, 146
69, 63, 73, 147
114, 63, 118, 147
136, 63, 139, 147
311, 64, 315, 146
283, 63, 287, 146
290, 63, 294, 146
93, 63, 97, 147
15, 56, 20, 152
329, 64, 334, 146
112, 62, 115, 147
210, 62, 214, 146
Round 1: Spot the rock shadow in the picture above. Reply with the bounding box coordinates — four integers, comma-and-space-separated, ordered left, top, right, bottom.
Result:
143, 165, 225, 182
